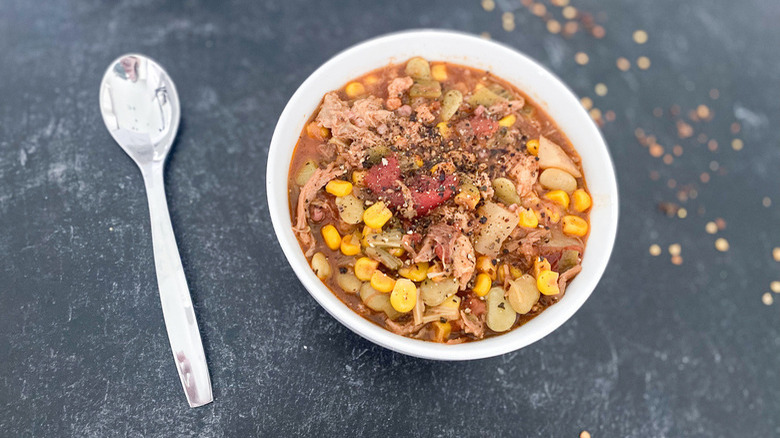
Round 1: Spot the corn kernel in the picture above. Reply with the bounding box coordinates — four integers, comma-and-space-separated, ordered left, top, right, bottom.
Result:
432, 321, 451, 342
476, 256, 497, 279
371, 270, 396, 293
321, 224, 341, 250
509, 265, 523, 279
351, 170, 366, 186
364, 75, 379, 85
431, 64, 448, 81
526, 138, 540, 155
436, 122, 450, 137
306, 122, 330, 140
455, 183, 481, 210
473, 273, 492, 297
572, 189, 592, 212
362, 201, 393, 229
398, 262, 429, 282
325, 179, 353, 197
562, 215, 589, 237
388, 247, 405, 257
544, 190, 570, 209
413, 155, 424, 168
440, 295, 461, 309
537, 270, 560, 295
430, 162, 456, 174
354, 257, 379, 281
426, 262, 445, 282
345, 82, 365, 98
390, 278, 417, 312
340, 234, 361, 256
498, 114, 517, 127
533, 257, 551, 278
518, 207, 539, 228
362, 225, 379, 238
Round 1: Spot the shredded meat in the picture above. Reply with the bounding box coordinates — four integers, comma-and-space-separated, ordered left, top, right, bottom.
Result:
351, 97, 392, 129
384, 318, 424, 336
309, 199, 333, 223
316, 141, 336, 162
465, 295, 487, 317
412, 289, 424, 325
558, 264, 582, 295
499, 264, 513, 290
515, 113, 543, 138
502, 228, 550, 266
414, 102, 436, 124
401, 233, 421, 259
293, 163, 345, 257
396, 180, 417, 220
507, 153, 539, 196
459, 310, 484, 338
386, 76, 413, 110
473, 171, 495, 201
316, 92, 391, 156
396, 104, 412, 117
414, 223, 458, 268
451, 234, 476, 290
488, 99, 525, 117
520, 228, 550, 258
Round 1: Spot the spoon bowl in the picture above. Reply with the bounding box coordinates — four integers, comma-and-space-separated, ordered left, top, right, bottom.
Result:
99, 54, 179, 163
99, 54, 212, 407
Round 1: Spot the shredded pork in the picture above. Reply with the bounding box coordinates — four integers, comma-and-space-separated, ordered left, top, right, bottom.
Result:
293, 163, 345, 257
386, 76, 414, 110
414, 224, 458, 269
451, 234, 476, 290
557, 264, 582, 295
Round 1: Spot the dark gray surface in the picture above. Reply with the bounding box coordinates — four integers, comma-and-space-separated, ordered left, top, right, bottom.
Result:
1, 0, 779, 436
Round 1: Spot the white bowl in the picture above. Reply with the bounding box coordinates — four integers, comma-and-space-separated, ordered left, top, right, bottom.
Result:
267, 30, 618, 360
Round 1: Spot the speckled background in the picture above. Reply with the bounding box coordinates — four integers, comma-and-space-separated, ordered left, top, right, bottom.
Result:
1, 0, 779, 436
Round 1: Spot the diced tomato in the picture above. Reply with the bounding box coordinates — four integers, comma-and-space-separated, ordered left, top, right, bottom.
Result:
409, 173, 458, 215
365, 156, 400, 193
471, 115, 499, 137
365, 156, 404, 207
365, 156, 458, 216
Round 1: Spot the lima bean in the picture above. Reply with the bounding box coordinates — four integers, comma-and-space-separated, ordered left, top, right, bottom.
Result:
486, 286, 517, 332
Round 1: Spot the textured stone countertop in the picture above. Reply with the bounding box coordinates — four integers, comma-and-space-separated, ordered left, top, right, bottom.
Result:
1, 0, 779, 436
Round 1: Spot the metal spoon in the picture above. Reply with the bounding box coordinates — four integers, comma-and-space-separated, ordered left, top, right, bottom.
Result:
99, 54, 212, 408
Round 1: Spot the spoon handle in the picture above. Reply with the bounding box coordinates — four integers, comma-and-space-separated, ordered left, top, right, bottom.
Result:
141, 162, 213, 408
